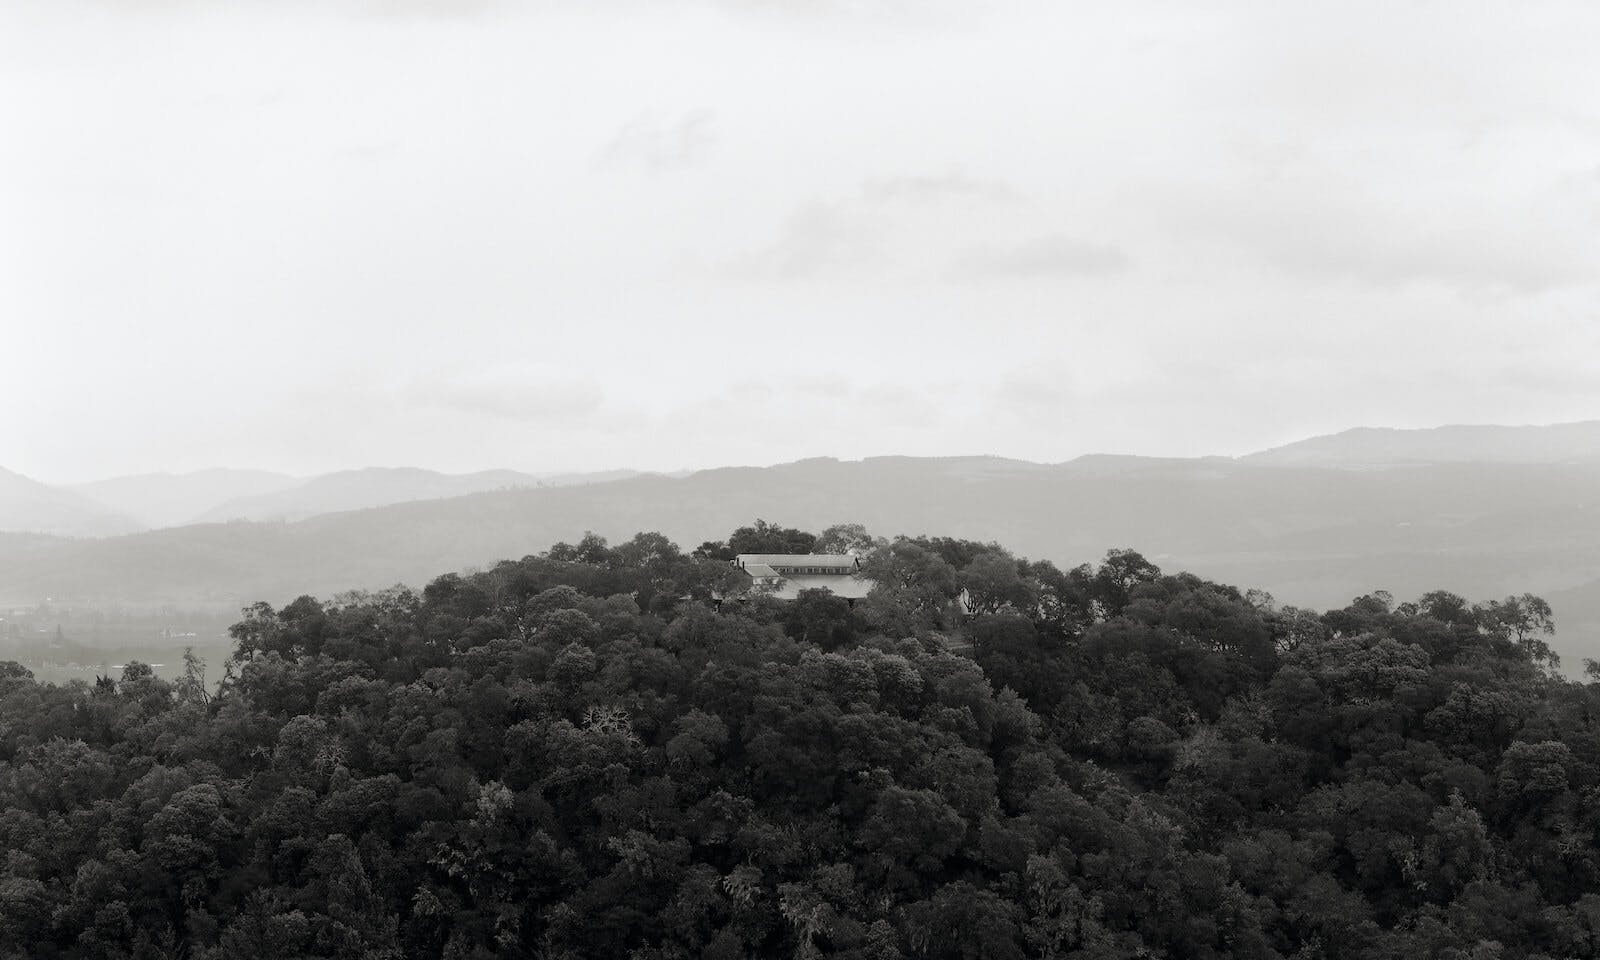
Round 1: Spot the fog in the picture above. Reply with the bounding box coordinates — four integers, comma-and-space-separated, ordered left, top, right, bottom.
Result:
4, 0, 1599, 482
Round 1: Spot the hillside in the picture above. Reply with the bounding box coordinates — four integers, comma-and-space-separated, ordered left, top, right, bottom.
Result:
1244, 420, 1600, 468
0, 466, 142, 538
71, 468, 299, 528
2, 525, 1596, 959
191, 466, 645, 523
2, 454, 1598, 662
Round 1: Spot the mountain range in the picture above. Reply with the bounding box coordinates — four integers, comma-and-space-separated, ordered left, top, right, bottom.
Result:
21, 466, 650, 533
0, 467, 144, 538
69, 469, 299, 529
1243, 421, 1600, 469
3, 420, 1598, 665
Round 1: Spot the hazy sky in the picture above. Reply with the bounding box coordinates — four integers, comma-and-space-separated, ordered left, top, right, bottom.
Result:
4, 0, 1599, 483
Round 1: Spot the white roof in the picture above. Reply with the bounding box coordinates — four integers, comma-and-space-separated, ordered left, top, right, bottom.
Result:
728, 554, 872, 601
735, 553, 860, 568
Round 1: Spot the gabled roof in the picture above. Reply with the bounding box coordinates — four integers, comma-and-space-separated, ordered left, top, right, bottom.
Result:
734, 553, 860, 568
720, 554, 874, 602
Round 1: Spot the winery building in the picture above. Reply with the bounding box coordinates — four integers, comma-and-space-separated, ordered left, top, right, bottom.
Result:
730, 553, 872, 602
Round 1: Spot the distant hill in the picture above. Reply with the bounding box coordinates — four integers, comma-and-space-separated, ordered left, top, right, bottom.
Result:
72, 469, 298, 528
0, 467, 142, 538
2, 454, 1598, 664
191, 466, 645, 523
1244, 420, 1600, 468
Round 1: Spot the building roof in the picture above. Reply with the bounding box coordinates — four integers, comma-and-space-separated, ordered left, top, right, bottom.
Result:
734, 553, 861, 569
727, 553, 872, 601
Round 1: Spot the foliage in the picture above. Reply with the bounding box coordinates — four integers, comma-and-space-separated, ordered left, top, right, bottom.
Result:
1, 525, 1597, 959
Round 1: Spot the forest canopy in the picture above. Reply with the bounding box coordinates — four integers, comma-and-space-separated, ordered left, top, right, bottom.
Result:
2, 524, 1598, 959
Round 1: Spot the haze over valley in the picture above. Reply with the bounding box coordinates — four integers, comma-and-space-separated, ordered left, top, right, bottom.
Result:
12, 466, 652, 534
5, 421, 1599, 671
10, 2, 1600, 955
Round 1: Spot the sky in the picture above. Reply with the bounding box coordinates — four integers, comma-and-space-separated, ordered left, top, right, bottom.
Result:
3, 0, 1599, 483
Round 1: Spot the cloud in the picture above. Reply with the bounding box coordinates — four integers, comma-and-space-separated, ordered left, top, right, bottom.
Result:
71, 0, 954, 20
402, 366, 604, 422
1214, 205, 1586, 295
341, 140, 401, 163
595, 110, 716, 172
859, 173, 1018, 204
353, 0, 504, 17
73, 0, 508, 18
1164, 168, 1600, 296
993, 376, 1076, 414
738, 173, 1021, 280
740, 199, 880, 279
948, 234, 1130, 282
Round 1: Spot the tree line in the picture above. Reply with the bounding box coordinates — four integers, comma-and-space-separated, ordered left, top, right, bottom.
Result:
1, 521, 1597, 959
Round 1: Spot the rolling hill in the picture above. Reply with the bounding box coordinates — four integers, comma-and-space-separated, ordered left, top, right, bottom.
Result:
2, 454, 1598, 663
190, 466, 646, 523
8, 418, 1600, 664
71, 468, 299, 529
0, 467, 142, 538
1244, 420, 1600, 468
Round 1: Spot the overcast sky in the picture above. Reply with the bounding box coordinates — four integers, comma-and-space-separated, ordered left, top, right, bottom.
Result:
3, 0, 1599, 483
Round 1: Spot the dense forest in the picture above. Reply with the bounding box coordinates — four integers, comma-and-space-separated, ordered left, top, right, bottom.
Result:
2, 522, 1598, 959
